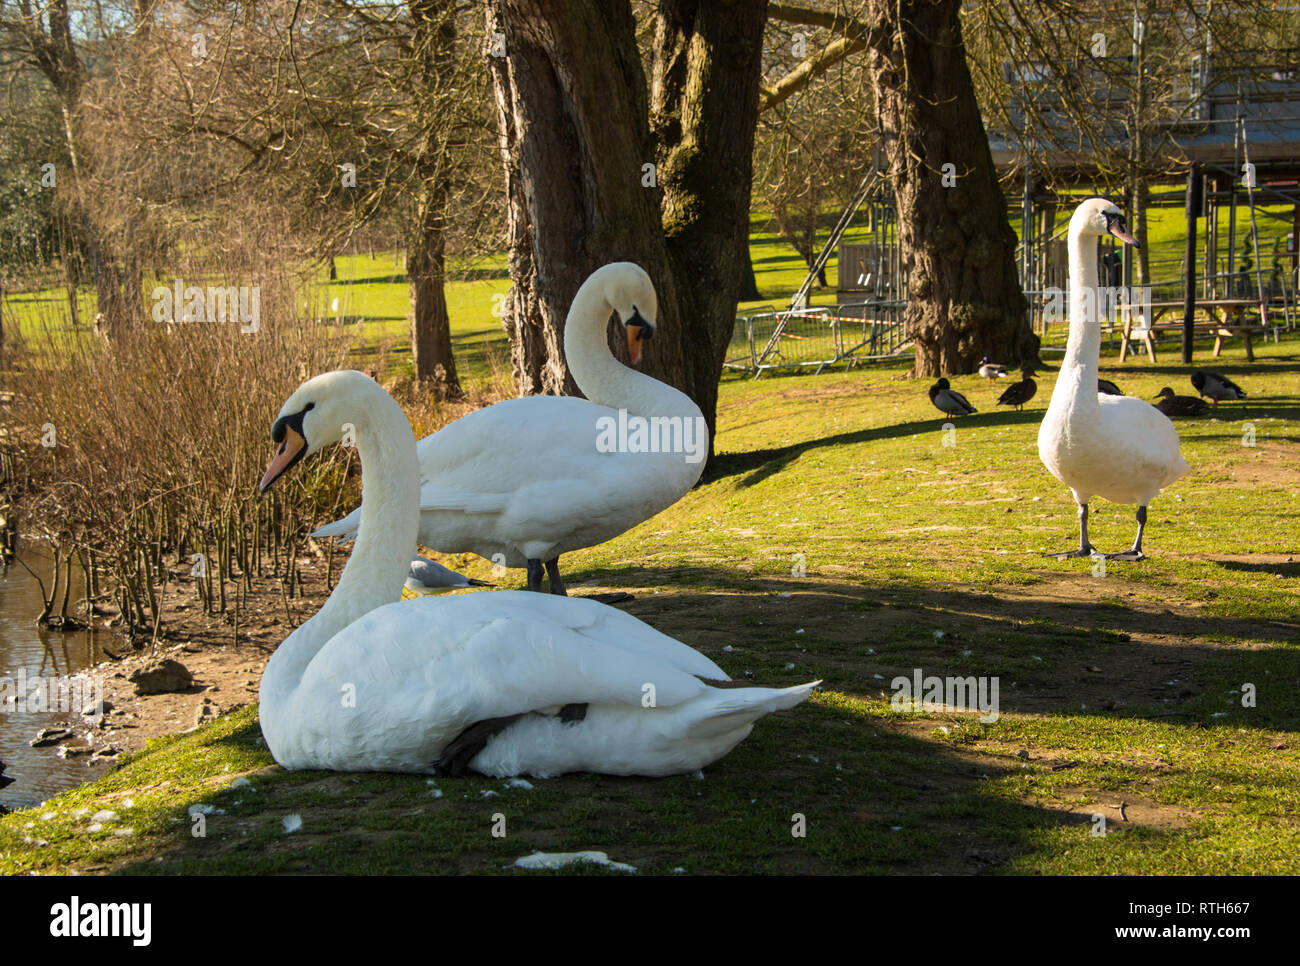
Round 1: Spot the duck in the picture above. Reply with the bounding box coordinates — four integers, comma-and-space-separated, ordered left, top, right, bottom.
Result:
0, 758, 12, 790
257, 370, 817, 777
1037, 199, 1189, 561
979, 358, 1009, 381
312, 264, 706, 596
402, 555, 493, 597
1153, 387, 1210, 417
1190, 370, 1246, 407
1097, 378, 1124, 396
929, 378, 976, 416
996, 368, 1038, 411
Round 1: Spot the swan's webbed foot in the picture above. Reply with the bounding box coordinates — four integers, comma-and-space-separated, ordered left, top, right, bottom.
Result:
1043, 547, 1095, 559
1043, 503, 1094, 559
558, 703, 587, 724
1103, 549, 1146, 561
544, 557, 567, 596
1105, 506, 1149, 562
433, 713, 525, 777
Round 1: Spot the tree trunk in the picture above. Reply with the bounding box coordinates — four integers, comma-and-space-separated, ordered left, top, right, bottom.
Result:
486, 0, 684, 401
867, 0, 1038, 376
408, 182, 462, 398
407, 0, 462, 399
486, 1, 767, 461
651, 0, 769, 447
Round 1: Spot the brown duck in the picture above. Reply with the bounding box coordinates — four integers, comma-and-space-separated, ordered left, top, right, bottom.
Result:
1153, 387, 1209, 417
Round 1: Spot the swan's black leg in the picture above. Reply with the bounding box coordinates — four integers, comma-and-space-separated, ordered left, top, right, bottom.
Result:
526, 558, 545, 593
1044, 503, 1096, 559
433, 713, 525, 777
1105, 505, 1148, 561
544, 557, 567, 596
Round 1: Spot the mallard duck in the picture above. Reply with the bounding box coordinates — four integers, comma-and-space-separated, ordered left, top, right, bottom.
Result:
1154, 387, 1209, 417
1037, 199, 1189, 562
1191, 371, 1246, 407
979, 358, 1009, 381
929, 378, 976, 416
1097, 378, 1124, 396
997, 369, 1038, 411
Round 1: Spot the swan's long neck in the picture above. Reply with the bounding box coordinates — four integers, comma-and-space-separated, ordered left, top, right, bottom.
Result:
260, 389, 420, 707
563, 276, 700, 420
1051, 222, 1103, 416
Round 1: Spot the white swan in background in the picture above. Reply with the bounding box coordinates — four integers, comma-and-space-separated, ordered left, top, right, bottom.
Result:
258, 370, 816, 777
312, 263, 706, 595
1037, 199, 1189, 560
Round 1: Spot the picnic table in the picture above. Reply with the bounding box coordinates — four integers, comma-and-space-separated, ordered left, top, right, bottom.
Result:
1116, 298, 1264, 363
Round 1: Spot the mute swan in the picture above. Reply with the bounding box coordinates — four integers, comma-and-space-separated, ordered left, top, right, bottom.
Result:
257, 370, 815, 777
1038, 199, 1189, 561
1154, 387, 1209, 417
1191, 371, 1246, 407
979, 358, 1009, 380
312, 263, 705, 596
404, 555, 493, 595
929, 378, 976, 416
996, 368, 1038, 411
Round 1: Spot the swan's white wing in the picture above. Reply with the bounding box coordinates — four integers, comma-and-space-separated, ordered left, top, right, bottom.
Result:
1092, 395, 1191, 499
291, 593, 731, 757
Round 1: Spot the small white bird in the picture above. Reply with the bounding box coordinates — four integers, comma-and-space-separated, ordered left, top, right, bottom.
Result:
404, 555, 493, 596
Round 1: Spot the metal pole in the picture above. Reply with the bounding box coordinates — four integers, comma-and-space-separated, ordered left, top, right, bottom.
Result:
1182, 165, 1201, 363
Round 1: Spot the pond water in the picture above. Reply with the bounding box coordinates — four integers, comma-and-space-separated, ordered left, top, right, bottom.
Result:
0, 548, 112, 811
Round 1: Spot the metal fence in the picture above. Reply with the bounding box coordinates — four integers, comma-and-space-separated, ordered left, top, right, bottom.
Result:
726, 300, 910, 376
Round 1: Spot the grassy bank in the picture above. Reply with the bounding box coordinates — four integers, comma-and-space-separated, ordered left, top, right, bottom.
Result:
2, 337, 1296, 874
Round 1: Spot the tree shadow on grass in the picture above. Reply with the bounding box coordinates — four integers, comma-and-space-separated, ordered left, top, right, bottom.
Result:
705, 410, 1045, 487
563, 568, 1300, 728
103, 700, 1108, 875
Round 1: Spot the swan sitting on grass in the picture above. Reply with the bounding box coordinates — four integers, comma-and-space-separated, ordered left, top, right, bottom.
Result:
257, 370, 817, 777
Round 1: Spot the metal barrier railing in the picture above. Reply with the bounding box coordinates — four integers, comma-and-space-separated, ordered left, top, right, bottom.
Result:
726, 301, 911, 375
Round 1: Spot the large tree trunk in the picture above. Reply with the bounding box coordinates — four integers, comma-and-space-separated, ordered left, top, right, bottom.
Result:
486, 0, 766, 459
651, 0, 768, 448
486, 0, 684, 400
867, 0, 1038, 375
407, 1, 462, 398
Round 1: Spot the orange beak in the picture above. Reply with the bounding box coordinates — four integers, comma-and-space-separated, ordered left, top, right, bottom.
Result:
627, 325, 644, 366
259, 426, 306, 492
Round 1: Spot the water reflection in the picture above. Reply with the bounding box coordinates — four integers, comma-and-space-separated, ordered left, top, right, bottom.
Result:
1, 548, 112, 810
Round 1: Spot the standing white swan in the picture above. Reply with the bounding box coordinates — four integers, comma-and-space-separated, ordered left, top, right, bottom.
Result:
1037, 199, 1190, 560
258, 370, 815, 777
312, 263, 706, 595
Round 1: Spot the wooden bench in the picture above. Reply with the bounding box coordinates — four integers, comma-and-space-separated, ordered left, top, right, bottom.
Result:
1117, 298, 1264, 363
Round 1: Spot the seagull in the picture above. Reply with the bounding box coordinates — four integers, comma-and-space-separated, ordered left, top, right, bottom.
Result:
404, 555, 494, 596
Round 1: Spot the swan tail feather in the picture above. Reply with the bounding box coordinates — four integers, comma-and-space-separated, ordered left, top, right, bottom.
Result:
309, 511, 360, 542
677, 681, 819, 740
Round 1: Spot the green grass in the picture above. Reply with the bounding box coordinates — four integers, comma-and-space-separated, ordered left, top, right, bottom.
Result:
3, 336, 1297, 874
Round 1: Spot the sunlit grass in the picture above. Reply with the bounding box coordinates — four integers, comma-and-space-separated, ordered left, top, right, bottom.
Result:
2, 334, 1297, 874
